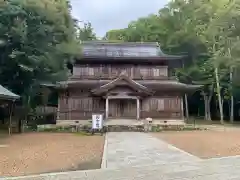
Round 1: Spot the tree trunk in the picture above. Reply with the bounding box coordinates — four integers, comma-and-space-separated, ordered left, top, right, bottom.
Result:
202, 90, 212, 121
24, 94, 31, 122
230, 66, 234, 123
207, 102, 211, 121
207, 86, 213, 121
215, 67, 224, 124
203, 92, 208, 121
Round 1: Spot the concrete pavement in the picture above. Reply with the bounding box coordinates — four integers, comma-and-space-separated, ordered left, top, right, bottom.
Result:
101, 132, 200, 169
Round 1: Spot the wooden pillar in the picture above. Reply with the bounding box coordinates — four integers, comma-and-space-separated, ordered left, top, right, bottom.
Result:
137, 98, 140, 120
105, 97, 109, 120
184, 94, 189, 120
8, 100, 14, 135
181, 96, 184, 120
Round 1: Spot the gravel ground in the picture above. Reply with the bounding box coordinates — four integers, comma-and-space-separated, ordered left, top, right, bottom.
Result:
0, 133, 104, 177
152, 130, 240, 159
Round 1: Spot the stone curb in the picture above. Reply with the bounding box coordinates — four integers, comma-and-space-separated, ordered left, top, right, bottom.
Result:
101, 133, 108, 169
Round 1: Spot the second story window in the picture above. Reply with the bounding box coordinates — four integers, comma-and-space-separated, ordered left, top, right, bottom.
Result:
140, 68, 149, 77
88, 67, 94, 76
159, 67, 168, 76
102, 65, 109, 75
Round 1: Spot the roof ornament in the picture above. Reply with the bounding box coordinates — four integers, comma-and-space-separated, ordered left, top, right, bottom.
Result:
119, 71, 128, 76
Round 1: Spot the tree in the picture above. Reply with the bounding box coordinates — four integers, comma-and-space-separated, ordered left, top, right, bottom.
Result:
104, 0, 240, 123
0, 0, 80, 124
78, 22, 97, 41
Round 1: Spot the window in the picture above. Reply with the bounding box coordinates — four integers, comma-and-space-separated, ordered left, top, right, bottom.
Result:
153, 68, 160, 77
102, 65, 109, 75
73, 67, 81, 76
88, 67, 94, 76
159, 67, 168, 76
140, 68, 149, 77
157, 99, 164, 111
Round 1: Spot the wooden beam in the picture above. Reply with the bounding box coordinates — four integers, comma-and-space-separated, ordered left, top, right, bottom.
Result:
107, 95, 138, 99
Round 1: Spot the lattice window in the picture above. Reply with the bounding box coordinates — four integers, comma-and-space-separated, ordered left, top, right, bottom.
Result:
159, 67, 168, 76
142, 99, 150, 111
102, 65, 109, 75
157, 99, 165, 111
153, 68, 160, 77
140, 68, 149, 77
88, 67, 94, 76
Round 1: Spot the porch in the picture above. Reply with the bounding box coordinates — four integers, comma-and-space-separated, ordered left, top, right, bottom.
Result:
91, 71, 153, 121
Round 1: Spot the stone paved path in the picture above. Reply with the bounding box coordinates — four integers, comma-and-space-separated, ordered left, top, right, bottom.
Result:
6, 156, 240, 180
5, 132, 240, 180
101, 132, 200, 169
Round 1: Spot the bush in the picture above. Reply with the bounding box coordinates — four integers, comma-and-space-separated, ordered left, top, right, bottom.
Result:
37, 124, 103, 135
150, 125, 207, 132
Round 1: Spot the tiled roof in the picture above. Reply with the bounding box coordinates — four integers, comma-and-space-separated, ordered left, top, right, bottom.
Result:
0, 85, 20, 100
81, 41, 178, 58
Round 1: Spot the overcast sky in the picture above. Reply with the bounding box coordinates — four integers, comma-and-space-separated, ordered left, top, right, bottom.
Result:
70, 0, 169, 37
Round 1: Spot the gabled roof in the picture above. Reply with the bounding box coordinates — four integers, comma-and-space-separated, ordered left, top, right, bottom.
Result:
79, 41, 184, 61
91, 72, 153, 95
0, 85, 20, 100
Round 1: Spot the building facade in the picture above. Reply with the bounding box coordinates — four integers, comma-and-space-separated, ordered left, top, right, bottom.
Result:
56, 41, 199, 125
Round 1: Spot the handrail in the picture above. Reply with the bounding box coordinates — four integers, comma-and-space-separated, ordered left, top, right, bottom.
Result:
70, 74, 170, 80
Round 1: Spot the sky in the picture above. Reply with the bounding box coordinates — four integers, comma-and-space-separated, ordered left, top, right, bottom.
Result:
70, 0, 169, 38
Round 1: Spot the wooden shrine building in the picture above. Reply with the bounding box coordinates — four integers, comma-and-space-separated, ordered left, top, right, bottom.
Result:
57, 41, 200, 126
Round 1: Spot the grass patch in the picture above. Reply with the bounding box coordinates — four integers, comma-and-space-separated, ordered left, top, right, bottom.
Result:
74, 131, 93, 136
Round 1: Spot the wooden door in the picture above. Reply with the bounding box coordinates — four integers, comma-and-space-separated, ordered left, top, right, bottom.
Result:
108, 99, 137, 119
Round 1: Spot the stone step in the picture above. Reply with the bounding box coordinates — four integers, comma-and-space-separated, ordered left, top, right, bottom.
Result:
104, 124, 196, 132
104, 125, 144, 132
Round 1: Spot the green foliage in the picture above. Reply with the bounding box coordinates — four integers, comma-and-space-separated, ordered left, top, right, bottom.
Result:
0, 0, 81, 119
78, 22, 97, 41
104, 0, 240, 121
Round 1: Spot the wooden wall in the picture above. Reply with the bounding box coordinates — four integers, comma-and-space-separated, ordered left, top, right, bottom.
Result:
58, 90, 104, 120
58, 89, 183, 120
72, 64, 168, 80
141, 96, 183, 119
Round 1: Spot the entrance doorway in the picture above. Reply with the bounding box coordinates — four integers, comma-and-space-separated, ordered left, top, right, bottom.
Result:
108, 99, 137, 119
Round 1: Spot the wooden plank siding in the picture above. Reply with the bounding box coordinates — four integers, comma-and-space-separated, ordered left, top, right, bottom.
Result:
141, 96, 182, 119
58, 90, 182, 120
71, 64, 168, 80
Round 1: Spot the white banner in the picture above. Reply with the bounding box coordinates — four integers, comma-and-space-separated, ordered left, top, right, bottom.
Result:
92, 114, 103, 129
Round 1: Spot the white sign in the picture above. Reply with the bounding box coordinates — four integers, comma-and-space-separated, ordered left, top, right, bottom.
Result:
92, 114, 103, 129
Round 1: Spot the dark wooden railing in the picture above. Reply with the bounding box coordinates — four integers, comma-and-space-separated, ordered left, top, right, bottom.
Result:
69, 74, 175, 80
83, 48, 158, 57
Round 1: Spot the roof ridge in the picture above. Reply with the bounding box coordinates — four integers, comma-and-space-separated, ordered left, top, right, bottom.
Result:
82, 41, 159, 47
